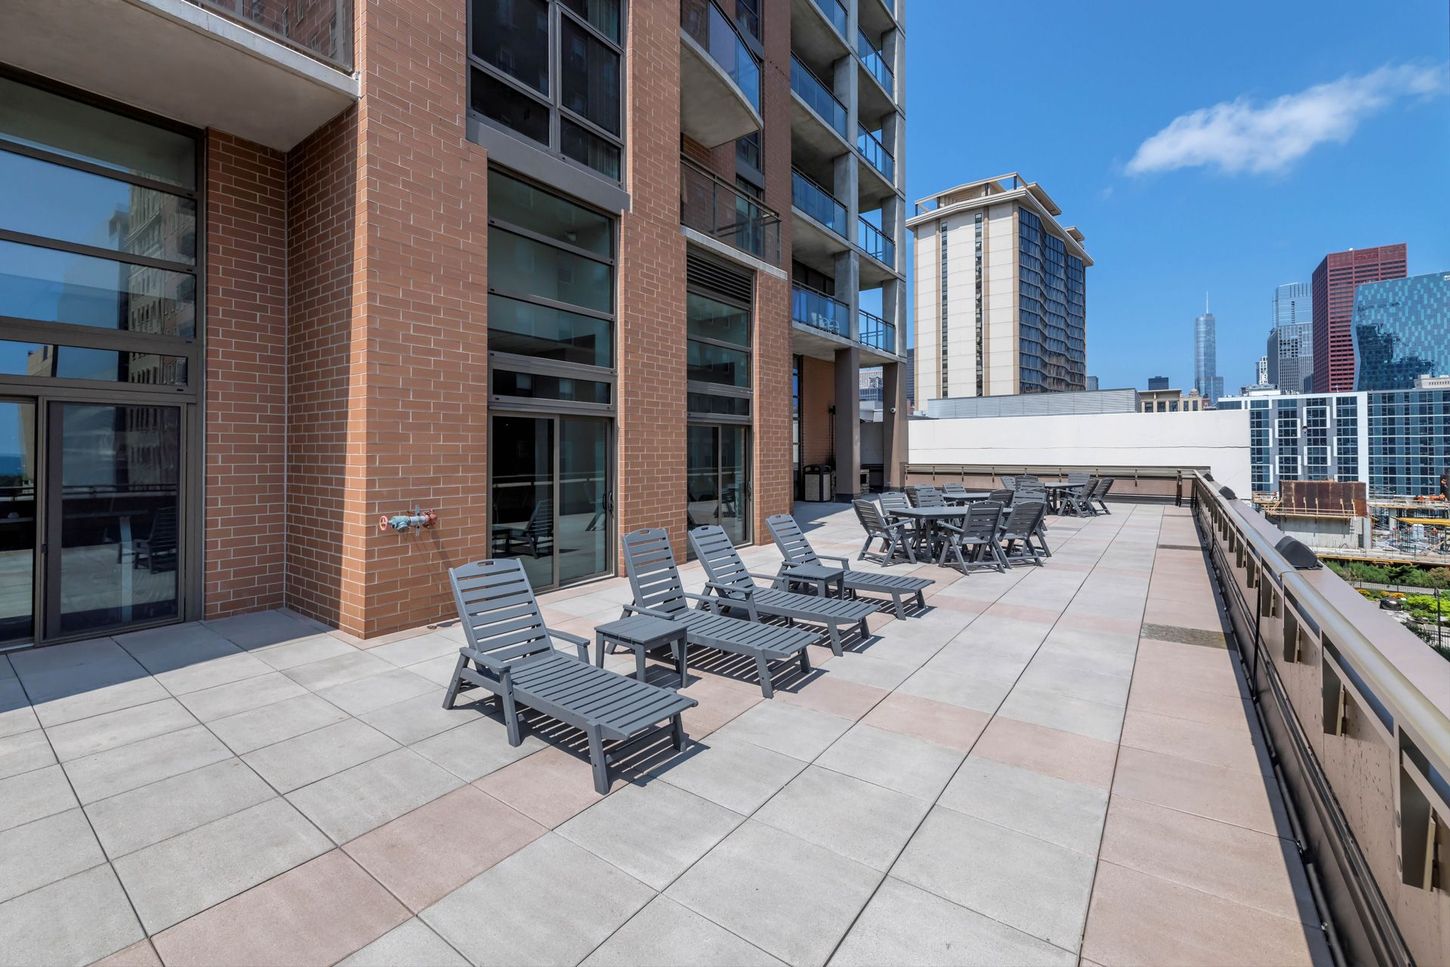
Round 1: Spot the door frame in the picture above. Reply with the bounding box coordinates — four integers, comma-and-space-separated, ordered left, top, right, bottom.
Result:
487, 409, 616, 591
687, 420, 753, 547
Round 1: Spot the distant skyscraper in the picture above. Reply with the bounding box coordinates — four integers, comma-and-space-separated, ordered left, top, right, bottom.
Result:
1353, 271, 1450, 390
1312, 244, 1407, 392
1256, 355, 1269, 385
1267, 281, 1312, 393
1085, 375, 1099, 391
1147, 376, 1169, 391
1193, 305, 1220, 404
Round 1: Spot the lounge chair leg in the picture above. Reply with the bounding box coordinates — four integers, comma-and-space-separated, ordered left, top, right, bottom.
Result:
826, 625, 843, 657
671, 713, 686, 751
891, 593, 906, 620
755, 653, 775, 699
502, 689, 522, 747
916, 589, 927, 609
798, 647, 812, 673
442, 654, 467, 709
858, 617, 870, 639
586, 725, 609, 795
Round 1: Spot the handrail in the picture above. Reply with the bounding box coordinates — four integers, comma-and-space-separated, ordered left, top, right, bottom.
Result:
681, 0, 762, 112
680, 156, 780, 264
857, 125, 894, 181
857, 308, 895, 353
791, 284, 849, 337
790, 57, 847, 138
791, 169, 847, 237
858, 217, 894, 265
856, 27, 893, 94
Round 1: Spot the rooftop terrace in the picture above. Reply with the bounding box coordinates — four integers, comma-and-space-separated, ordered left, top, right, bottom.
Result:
0, 502, 1347, 965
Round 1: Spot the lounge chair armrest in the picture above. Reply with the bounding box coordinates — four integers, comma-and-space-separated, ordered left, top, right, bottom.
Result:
747, 571, 788, 584
545, 626, 589, 661
703, 580, 753, 600
622, 602, 677, 621
816, 554, 851, 568
461, 646, 511, 681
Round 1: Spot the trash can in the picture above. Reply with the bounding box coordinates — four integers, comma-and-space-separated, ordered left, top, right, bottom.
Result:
803, 465, 835, 502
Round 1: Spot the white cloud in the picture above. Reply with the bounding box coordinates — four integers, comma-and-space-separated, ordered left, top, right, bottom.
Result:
1126, 64, 1446, 176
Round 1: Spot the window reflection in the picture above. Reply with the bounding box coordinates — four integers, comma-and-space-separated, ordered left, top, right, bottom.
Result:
0, 240, 195, 336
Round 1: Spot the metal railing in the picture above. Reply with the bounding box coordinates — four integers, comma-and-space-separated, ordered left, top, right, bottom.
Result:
897, 462, 1450, 966
857, 125, 894, 181
680, 157, 780, 264
858, 217, 894, 266
681, 0, 762, 112
791, 285, 849, 337
186, 0, 352, 69
856, 28, 893, 94
791, 169, 847, 237
809, 0, 848, 36
790, 57, 847, 138
857, 308, 895, 353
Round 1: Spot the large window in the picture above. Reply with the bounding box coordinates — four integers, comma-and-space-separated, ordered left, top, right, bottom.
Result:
469, 0, 625, 181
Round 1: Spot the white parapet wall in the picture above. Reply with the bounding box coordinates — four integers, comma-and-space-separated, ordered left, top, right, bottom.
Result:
908, 409, 1252, 495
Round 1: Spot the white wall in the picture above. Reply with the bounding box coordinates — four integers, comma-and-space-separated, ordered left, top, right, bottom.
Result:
909, 409, 1252, 495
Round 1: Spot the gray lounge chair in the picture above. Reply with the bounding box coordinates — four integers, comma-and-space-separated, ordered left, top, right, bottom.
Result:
1091, 477, 1115, 514
689, 525, 878, 657
766, 514, 933, 619
443, 558, 696, 794
621, 528, 815, 698
494, 499, 554, 557
856, 498, 916, 564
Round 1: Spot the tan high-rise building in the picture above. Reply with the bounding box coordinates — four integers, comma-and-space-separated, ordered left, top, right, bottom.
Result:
907, 174, 1090, 404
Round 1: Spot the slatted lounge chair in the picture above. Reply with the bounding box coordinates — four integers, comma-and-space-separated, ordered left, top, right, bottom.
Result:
443, 558, 696, 794
999, 500, 1048, 566
689, 525, 878, 657
936, 501, 1008, 572
494, 499, 554, 557
766, 514, 933, 619
856, 498, 916, 565
988, 488, 1014, 507
621, 528, 814, 698
914, 488, 947, 508
941, 483, 969, 500
1091, 477, 1115, 514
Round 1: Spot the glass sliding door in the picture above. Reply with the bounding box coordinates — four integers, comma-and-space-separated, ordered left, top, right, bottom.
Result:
687, 423, 751, 546
0, 400, 37, 645
50, 402, 181, 636
490, 413, 612, 590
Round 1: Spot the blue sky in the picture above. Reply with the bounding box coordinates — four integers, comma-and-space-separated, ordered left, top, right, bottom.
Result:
902, 0, 1450, 391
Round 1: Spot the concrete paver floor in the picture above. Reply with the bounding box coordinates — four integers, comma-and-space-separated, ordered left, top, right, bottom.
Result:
0, 504, 1330, 966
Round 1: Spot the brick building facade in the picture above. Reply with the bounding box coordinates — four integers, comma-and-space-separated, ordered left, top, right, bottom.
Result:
0, 0, 906, 647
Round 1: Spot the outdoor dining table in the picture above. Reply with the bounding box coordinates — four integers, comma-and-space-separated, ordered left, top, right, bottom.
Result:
1040, 481, 1081, 513
890, 505, 971, 559
942, 491, 993, 504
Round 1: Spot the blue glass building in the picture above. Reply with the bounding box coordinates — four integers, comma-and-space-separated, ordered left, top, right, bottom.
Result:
1352, 272, 1450, 390
1018, 208, 1086, 392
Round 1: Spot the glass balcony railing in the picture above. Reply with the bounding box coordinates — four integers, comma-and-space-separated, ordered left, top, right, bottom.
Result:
186, 0, 352, 69
681, 157, 780, 264
682, 0, 762, 113
857, 125, 895, 181
792, 285, 849, 337
858, 308, 895, 353
856, 28, 893, 94
810, 0, 849, 36
792, 169, 847, 237
790, 58, 847, 138
859, 217, 895, 266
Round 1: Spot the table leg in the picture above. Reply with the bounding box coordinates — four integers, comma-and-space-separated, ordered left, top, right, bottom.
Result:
594, 632, 605, 668
674, 633, 688, 688
634, 644, 647, 683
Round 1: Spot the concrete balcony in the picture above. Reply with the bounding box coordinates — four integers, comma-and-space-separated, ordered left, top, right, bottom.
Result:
789, 57, 850, 168
680, 156, 780, 266
680, 0, 763, 148
790, 168, 850, 277
791, 0, 850, 68
1, 0, 358, 150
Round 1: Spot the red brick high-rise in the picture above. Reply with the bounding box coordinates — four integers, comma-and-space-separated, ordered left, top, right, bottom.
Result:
0, 0, 907, 647
1311, 243, 1407, 392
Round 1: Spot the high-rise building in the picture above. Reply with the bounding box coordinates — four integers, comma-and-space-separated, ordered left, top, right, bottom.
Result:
1267, 281, 1312, 393
907, 174, 1090, 401
1312, 244, 1407, 392
1085, 375, 1100, 391
0, 0, 908, 646
1352, 272, 1450, 390
1256, 356, 1269, 386
1147, 376, 1170, 391
1193, 308, 1221, 404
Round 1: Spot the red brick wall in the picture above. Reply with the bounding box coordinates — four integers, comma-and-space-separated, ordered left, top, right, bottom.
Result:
284, 109, 360, 629
617, 0, 688, 552
203, 131, 288, 618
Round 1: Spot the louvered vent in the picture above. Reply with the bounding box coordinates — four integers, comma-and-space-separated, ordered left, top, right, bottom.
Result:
686, 250, 753, 306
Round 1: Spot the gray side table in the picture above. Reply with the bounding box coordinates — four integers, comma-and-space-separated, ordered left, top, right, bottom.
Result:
594, 614, 688, 687
778, 562, 845, 598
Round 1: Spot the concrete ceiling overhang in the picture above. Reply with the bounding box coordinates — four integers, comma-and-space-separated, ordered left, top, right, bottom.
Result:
1, 0, 359, 151
679, 28, 762, 149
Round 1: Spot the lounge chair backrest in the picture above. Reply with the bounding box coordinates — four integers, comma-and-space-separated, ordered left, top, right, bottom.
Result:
1001, 476, 1016, 489
689, 525, 756, 593
942, 483, 968, 497
622, 528, 690, 617
1001, 500, 1046, 540
448, 559, 555, 666
959, 502, 1003, 540
989, 488, 1014, 505
525, 499, 553, 537
1095, 477, 1114, 498
1067, 472, 1091, 486
879, 492, 909, 516
765, 514, 819, 566
854, 498, 890, 535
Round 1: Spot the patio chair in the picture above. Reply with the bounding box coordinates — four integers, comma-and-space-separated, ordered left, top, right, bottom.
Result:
855, 498, 917, 565
689, 525, 877, 657
132, 507, 178, 573
766, 513, 933, 619
1060, 479, 1096, 516
942, 482, 969, 500
988, 488, 1014, 507
936, 501, 1008, 573
914, 488, 947, 508
620, 529, 815, 698
1001, 476, 1016, 489
494, 499, 554, 557
443, 558, 696, 794
1091, 477, 1115, 514
998, 500, 1048, 567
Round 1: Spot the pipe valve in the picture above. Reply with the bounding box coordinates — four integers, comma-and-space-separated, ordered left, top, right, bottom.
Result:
379, 508, 438, 533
